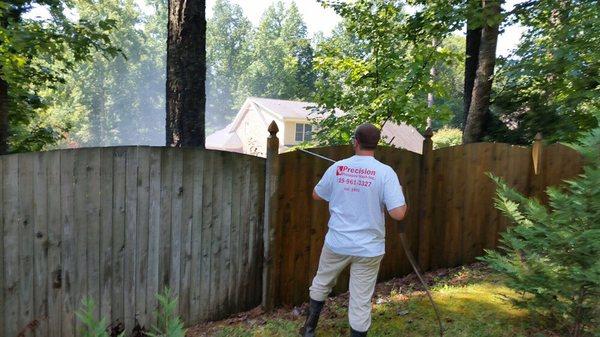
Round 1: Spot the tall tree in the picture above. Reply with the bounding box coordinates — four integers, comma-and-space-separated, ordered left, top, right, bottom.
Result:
463, 0, 502, 143
206, 0, 251, 132
41, 0, 167, 147
0, 0, 119, 153
463, 1, 482, 127
487, 0, 599, 144
312, 0, 462, 145
166, 0, 205, 147
235, 1, 315, 104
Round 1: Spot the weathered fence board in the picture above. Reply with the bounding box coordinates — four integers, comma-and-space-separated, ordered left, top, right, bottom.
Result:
0, 147, 265, 337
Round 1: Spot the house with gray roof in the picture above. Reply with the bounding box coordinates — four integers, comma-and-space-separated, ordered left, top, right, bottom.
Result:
206, 97, 424, 157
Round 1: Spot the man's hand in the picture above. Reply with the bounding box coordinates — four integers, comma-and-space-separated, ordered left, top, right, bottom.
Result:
312, 189, 324, 201
388, 205, 407, 221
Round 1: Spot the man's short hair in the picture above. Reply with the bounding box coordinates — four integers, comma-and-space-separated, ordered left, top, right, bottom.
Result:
354, 123, 381, 150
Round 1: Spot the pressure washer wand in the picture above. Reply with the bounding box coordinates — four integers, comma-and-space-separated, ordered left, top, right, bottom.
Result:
298, 148, 445, 337
298, 148, 336, 163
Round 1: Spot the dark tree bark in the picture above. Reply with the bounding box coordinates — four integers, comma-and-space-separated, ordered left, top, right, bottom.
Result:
463, 0, 501, 143
463, 25, 482, 127
166, 0, 206, 147
0, 77, 8, 155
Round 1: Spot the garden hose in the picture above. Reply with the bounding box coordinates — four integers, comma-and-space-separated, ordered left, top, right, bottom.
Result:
398, 231, 444, 337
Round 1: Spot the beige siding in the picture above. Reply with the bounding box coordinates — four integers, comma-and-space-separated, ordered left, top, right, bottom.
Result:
284, 121, 298, 146
234, 105, 274, 156
232, 105, 286, 157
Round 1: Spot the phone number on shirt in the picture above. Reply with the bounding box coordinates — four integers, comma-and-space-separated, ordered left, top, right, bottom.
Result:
337, 177, 372, 187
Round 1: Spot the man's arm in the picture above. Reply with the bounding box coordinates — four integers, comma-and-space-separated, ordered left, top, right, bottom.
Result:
312, 189, 324, 201
388, 205, 407, 221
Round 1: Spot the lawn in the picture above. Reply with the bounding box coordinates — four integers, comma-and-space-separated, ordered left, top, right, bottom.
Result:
187, 263, 561, 337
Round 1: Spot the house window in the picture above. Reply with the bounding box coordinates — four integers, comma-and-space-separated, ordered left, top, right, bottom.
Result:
295, 123, 312, 142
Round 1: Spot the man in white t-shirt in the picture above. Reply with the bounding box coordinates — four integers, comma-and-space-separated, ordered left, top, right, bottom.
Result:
300, 123, 408, 337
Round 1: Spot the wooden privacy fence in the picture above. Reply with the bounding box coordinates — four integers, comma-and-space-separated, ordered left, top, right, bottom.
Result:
0, 147, 265, 337
262, 127, 585, 307
0, 126, 586, 336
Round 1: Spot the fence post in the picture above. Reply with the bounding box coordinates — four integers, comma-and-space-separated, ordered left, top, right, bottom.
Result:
529, 132, 544, 199
262, 121, 279, 310
417, 127, 434, 271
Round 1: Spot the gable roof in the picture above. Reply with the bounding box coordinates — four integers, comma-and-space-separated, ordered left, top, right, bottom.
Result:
249, 97, 320, 119
205, 123, 243, 152
214, 97, 424, 154
381, 122, 424, 154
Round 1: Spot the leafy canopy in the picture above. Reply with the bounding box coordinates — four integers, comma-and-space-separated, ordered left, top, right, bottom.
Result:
1, 0, 121, 152
311, 0, 463, 145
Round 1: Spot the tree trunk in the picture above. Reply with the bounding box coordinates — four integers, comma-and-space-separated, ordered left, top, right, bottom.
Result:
0, 76, 8, 154
463, 23, 482, 127
166, 0, 206, 147
463, 0, 501, 143
428, 39, 437, 109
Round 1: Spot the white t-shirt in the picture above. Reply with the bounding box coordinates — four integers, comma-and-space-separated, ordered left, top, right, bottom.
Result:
314, 155, 406, 257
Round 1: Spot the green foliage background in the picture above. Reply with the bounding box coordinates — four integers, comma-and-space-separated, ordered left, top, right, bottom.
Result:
2, 0, 598, 151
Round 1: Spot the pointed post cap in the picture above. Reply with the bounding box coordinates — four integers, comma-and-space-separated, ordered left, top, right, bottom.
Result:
268, 121, 279, 137
424, 127, 433, 138
534, 132, 543, 142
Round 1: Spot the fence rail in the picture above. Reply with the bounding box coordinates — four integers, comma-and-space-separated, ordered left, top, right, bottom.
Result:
0, 128, 585, 336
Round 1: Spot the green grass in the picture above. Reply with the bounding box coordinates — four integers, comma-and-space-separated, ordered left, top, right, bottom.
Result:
200, 267, 558, 337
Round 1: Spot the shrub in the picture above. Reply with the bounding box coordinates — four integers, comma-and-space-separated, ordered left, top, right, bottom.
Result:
481, 128, 600, 336
431, 127, 462, 149
76, 288, 186, 337
76, 299, 124, 337
147, 288, 187, 337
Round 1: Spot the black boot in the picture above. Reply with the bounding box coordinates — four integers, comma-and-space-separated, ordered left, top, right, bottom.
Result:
350, 328, 368, 337
299, 299, 325, 337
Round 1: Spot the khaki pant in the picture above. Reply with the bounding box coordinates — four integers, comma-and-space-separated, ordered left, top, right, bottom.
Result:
309, 245, 383, 332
